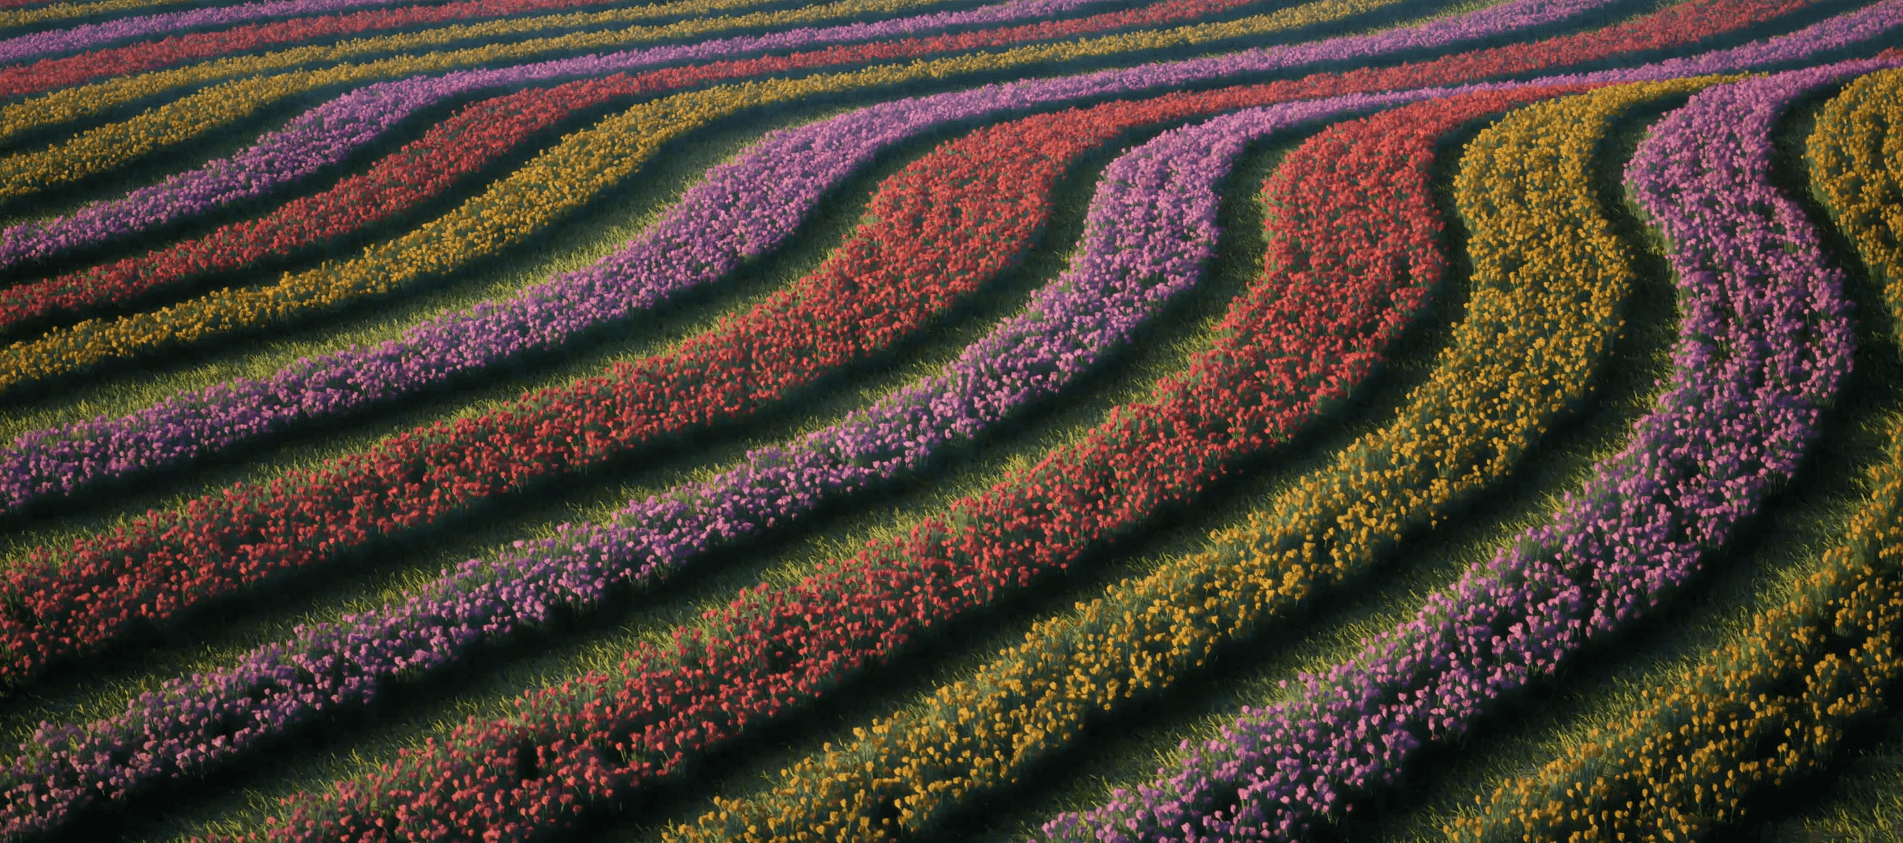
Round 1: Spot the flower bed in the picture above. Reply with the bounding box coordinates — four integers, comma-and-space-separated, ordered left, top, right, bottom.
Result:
1039, 65, 1858, 842
664, 81, 1591, 843
0, 76, 1438, 843
1449, 62, 1903, 843
4, 0, 1860, 508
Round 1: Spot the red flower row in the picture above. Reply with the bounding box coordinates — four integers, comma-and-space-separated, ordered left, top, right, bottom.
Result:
0, 99, 1104, 692
1, 0, 1267, 333
246, 78, 1526, 842
246, 0, 1836, 816
1, 0, 722, 98
0, 0, 1811, 740
0, 0, 1261, 102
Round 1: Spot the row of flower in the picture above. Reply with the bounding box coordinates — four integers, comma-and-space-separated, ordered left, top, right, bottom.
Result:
10, 0, 1816, 278
0, 0, 1882, 730
0, 0, 1840, 512
0, 75, 1435, 843
0, 0, 783, 93
0, 0, 983, 189
0, 0, 1415, 243
0, 0, 1172, 329
660, 80, 1596, 843
230, 83, 1464, 843
0, 0, 1125, 272
1448, 64, 1903, 843
0, 0, 213, 28
1035, 60, 1868, 842
0, 0, 1309, 279
0, 70, 1172, 694
7, 0, 1855, 688
1, 0, 425, 65
0, 0, 1680, 705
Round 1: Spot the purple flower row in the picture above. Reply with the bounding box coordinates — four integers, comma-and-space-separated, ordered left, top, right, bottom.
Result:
0, 76, 1437, 841
0, 0, 1632, 514
0, 0, 1124, 271
9, 1, 1900, 818
1036, 57, 1884, 843
0, 0, 414, 64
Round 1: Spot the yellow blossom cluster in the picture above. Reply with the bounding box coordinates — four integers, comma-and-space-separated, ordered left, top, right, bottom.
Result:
0, 0, 1401, 390
658, 78, 1723, 843
1445, 67, 1903, 843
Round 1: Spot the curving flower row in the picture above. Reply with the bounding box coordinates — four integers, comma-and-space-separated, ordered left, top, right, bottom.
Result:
228, 85, 1461, 843
0, 0, 1260, 273
1, 0, 1860, 508
1447, 62, 1903, 843
0, 0, 820, 94
0, 0, 983, 198
661, 81, 1594, 843
0, 85, 1195, 696
0, 0, 1156, 329
1038, 63, 1860, 842
0, 76, 1440, 843
0, 0, 420, 64
0, 0, 1389, 201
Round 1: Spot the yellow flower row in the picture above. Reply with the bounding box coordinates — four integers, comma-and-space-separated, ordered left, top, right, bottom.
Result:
0, 0, 946, 197
0, 0, 213, 30
659, 78, 1723, 843
2, 0, 1402, 201
1444, 67, 1903, 843
0, 0, 1404, 389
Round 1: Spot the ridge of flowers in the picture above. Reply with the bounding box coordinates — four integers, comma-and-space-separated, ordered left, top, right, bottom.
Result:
1447, 62, 1903, 843
231, 86, 1438, 843
0, 0, 1231, 271
1040, 61, 1859, 842
662, 81, 1592, 843
0, 76, 1432, 843
0, 0, 979, 193
0, 0, 301, 29
0, 0, 426, 64
0, 0, 1868, 509
0, 80, 1161, 696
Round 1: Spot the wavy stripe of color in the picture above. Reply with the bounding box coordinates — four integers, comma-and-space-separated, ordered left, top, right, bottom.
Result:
1039, 64, 1862, 843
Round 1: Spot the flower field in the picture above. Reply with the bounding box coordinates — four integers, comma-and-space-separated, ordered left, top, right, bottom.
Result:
0, 0, 1901, 841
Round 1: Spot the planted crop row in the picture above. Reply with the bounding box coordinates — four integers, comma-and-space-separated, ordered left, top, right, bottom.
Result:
0, 0, 967, 182
0, 0, 1382, 199
0, 0, 820, 94
0, 0, 1142, 329
0, 75, 1426, 843
1040, 62, 1862, 841
0, 0, 1273, 281
0, 81, 1203, 694
662, 81, 1594, 843
0, 0, 1847, 514
233, 86, 1446, 843
0, 0, 431, 64
1448, 63, 1903, 843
